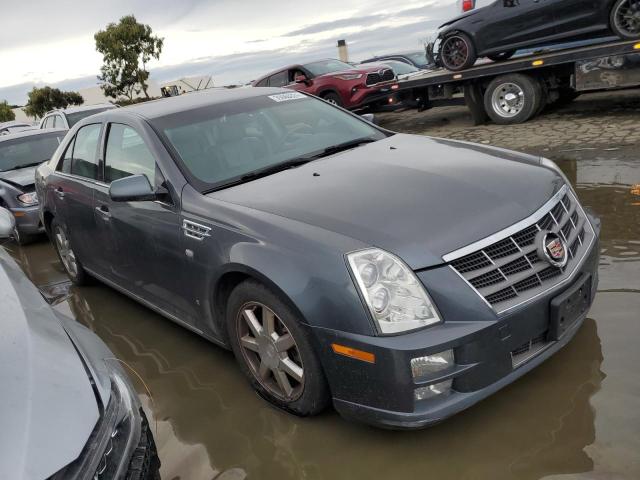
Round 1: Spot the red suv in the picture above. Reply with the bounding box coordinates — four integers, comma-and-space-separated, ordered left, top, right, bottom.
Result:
253, 59, 397, 110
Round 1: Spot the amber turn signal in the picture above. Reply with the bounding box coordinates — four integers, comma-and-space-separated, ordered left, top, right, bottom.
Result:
331, 343, 375, 364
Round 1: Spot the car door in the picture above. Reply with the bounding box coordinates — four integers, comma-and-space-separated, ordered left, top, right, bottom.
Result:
477, 0, 558, 53
550, 0, 606, 35
51, 123, 102, 266
92, 122, 190, 322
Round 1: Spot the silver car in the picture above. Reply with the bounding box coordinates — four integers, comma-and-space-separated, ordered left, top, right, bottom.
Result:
0, 208, 160, 479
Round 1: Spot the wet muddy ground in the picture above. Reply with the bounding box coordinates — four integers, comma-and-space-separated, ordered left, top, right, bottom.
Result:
6, 91, 640, 480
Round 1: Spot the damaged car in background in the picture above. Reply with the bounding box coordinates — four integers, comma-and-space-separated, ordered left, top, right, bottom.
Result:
0, 207, 160, 479
37, 88, 600, 429
0, 129, 67, 244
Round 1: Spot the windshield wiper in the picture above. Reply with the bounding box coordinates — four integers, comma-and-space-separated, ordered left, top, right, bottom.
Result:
316, 138, 378, 158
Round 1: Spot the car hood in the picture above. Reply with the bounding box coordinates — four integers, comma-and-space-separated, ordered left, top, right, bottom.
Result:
0, 165, 37, 188
210, 134, 562, 269
0, 248, 99, 479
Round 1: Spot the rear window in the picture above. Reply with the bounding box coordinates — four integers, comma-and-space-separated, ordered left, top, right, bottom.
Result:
66, 107, 113, 128
0, 133, 64, 172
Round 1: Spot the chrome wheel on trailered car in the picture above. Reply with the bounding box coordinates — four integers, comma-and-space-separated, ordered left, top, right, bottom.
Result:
227, 280, 329, 416
439, 33, 477, 71
611, 0, 640, 38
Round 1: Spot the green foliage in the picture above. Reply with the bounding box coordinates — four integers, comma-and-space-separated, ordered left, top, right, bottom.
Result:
94, 15, 164, 100
0, 100, 15, 122
24, 87, 84, 119
114, 96, 159, 107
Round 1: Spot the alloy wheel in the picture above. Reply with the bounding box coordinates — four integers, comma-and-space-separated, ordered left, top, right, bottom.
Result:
491, 82, 525, 118
54, 226, 78, 278
614, 0, 640, 36
441, 36, 470, 70
236, 302, 305, 401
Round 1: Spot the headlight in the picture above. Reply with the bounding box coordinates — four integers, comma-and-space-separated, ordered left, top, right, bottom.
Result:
333, 73, 363, 81
50, 366, 142, 480
347, 248, 442, 334
17, 192, 38, 206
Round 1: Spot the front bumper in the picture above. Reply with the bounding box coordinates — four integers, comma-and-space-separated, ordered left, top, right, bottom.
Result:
10, 205, 44, 235
314, 237, 599, 429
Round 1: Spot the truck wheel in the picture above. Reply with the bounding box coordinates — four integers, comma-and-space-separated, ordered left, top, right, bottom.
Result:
484, 74, 543, 125
487, 50, 516, 62
226, 279, 330, 416
440, 32, 477, 71
321, 92, 343, 107
610, 0, 640, 39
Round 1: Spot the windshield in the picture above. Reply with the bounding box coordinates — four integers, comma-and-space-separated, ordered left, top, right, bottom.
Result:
385, 61, 419, 75
406, 51, 429, 66
66, 107, 113, 127
153, 93, 387, 191
0, 133, 64, 172
303, 59, 354, 76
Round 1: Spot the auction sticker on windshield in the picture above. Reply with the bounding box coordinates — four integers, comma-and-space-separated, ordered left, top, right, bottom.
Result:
268, 92, 306, 102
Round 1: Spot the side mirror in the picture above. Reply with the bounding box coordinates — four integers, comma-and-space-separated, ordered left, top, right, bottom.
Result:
0, 207, 16, 239
295, 74, 310, 85
361, 113, 377, 125
109, 174, 157, 202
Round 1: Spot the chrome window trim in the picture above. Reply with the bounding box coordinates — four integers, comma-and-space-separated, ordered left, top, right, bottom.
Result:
443, 185, 569, 263
55, 171, 109, 187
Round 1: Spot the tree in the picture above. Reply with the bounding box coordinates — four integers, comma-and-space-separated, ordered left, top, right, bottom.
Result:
0, 100, 15, 122
94, 15, 164, 101
23, 87, 84, 119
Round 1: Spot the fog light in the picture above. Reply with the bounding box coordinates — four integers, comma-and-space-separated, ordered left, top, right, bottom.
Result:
411, 350, 454, 379
414, 379, 452, 401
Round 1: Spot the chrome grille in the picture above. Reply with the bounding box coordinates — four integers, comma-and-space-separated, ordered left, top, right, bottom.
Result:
365, 68, 395, 86
446, 185, 595, 313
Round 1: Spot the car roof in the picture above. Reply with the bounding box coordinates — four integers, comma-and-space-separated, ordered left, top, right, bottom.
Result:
46, 103, 116, 115
0, 128, 67, 143
0, 121, 33, 128
88, 87, 291, 121
363, 51, 423, 61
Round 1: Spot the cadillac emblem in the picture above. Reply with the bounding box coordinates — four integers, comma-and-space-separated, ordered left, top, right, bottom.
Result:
539, 231, 568, 268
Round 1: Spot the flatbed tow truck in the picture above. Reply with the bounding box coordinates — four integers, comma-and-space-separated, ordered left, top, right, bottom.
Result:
394, 39, 640, 125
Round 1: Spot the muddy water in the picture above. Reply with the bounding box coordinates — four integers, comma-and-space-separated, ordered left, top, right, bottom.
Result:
6, 151, 640, 480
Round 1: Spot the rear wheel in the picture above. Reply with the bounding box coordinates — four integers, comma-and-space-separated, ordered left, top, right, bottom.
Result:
51, 218, 91, 285
483, 74, 543, 125
226, 280, 330, 416
321, 92, 343, 107
440, 32, 477, 71
487, 50, 516, 62
611, 0, 640, 39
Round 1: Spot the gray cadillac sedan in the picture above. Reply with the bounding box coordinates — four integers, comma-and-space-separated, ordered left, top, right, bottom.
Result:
36, 88, 600, 429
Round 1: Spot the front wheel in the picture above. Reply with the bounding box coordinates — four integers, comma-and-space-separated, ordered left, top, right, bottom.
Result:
439, 33, 477, 71
321, 92, 343, 107
483, 74, 543, 125
51, 218, 91, 285
610, 0, 640, 39
226, 280, 330, 416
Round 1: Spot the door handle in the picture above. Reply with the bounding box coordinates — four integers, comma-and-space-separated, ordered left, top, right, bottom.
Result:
95, 205, 112, 220
54, 187, 65, 199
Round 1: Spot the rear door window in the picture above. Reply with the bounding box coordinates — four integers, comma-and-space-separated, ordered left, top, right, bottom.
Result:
104, 124, 156, 184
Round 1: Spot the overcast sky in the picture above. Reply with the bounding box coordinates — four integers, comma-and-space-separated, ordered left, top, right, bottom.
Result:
0, 0, 458, 105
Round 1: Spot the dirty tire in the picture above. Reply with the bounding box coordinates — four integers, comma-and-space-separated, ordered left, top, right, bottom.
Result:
51, 217, 91, 286
487, 50, 516, 62
484, 74, 543, 125
322, 92, 343, 107
227, 280, 330, 416
440, 32, 477, 71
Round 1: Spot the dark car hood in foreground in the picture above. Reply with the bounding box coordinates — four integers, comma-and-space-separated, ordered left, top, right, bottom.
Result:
0, 165, 37, 188
211, 135, 562, 269
0, 248, 99, 479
